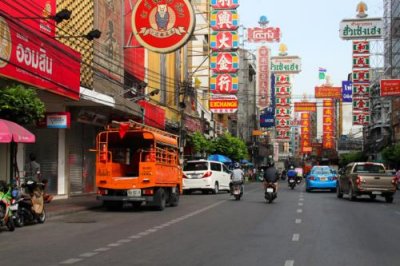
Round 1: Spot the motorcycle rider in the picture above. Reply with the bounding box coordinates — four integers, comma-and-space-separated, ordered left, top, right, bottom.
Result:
263, 161, 279, 192
287, 165, 298, 185
230, 162, 244, 195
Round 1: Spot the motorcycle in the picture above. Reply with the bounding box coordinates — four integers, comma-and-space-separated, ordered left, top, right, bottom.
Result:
0, 182, 15, 231
231, 181, 243, 200
264, 182, 277, 204
288, 176, 296, 190
17, 180, 46, 225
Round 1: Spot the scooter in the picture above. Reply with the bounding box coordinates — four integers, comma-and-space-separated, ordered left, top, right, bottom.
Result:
17, 180, 46, 225
288, 176, 296, 190
231, 181, 243, 200
0, 182, 15, 231
264, 182, 277, 203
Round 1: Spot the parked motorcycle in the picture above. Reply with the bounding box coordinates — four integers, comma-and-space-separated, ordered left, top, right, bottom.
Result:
16, 180, 46, 225
0, 182, 15, 231
264, 182, 277, 203
231, 181, 243, 200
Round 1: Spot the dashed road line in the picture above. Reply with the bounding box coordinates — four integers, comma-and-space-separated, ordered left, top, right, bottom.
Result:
58, 200, 226, 265
295, 219, 302, 224
292, 234, 300, 242
284, 260, 295, 266
297, 209, 303, 213
298, 202, 303, 206
299, 198, 304, 201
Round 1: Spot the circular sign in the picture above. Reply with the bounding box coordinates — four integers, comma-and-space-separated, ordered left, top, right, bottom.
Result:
132, 0, 195, 53
0, 17, 12, 68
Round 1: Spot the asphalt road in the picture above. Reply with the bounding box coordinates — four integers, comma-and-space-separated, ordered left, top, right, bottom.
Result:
1, 181, 400, 266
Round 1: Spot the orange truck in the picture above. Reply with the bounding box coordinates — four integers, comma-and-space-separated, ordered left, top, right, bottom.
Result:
95, 120, 182, 210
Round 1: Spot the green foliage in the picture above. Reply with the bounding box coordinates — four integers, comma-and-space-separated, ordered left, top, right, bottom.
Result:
339, 151, 367, 167
0, 84, 45, 125
382, 143, 400, 167
186, 132, 249, 161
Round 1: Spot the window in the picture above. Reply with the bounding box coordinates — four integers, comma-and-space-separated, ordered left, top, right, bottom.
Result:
184, 162, 208, 171
211, 162, 222, 171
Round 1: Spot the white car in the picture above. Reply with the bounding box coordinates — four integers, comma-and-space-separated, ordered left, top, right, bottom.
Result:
183, 160, 231, 194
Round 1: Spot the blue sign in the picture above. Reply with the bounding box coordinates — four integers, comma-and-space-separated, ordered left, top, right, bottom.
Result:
342, 80, 352, 102
260, 113, 275, 128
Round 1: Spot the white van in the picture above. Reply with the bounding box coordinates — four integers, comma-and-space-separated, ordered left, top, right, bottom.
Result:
183, 160, 231, 194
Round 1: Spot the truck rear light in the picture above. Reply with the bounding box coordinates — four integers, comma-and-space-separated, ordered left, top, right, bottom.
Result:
97, 188, 108, 195
332, 176, 337, 181
356, 176, 362, 186
202, 171, 212, 178
143, 189, 154, 195
392, 177, 397, 186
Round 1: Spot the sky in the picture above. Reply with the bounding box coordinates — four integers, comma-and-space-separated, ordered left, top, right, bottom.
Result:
238, 0, 384, 136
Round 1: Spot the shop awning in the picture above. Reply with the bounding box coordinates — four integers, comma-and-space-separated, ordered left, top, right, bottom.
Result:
208, 154, 232, 163
0, 119, 35, 143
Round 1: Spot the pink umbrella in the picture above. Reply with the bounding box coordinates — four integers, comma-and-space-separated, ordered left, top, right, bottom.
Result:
0, 119, 35, 143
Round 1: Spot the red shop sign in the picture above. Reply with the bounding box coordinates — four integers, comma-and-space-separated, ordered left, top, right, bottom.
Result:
132, 0, 195, 53
0, 14, 81, 100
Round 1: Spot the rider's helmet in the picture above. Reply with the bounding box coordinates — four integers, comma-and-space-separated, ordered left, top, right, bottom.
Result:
268, 161, 274, 167
234, 162, 240, 169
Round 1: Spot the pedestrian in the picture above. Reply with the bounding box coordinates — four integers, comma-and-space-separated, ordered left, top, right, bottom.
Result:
24, 153, 41, 182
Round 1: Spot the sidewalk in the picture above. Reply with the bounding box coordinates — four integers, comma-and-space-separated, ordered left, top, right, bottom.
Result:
45, 194, 102, 219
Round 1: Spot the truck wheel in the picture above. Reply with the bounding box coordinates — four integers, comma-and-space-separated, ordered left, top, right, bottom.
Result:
169, 186, 180, 207
385, 196, 394, 203
154, 188, 166, 211
336, 184, 343, 198
349, 185, 356, 201
369, 194, 376, 200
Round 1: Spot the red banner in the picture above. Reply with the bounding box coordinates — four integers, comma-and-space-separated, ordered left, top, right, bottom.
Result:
294, 102, 317, 112
0, 0, 56, 37
247, 27, 280, 43
0, 14, 81, 100
315, 86, 342, 99
380, 79, 400, 97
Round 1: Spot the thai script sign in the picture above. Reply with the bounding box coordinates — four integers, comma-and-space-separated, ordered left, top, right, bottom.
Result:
210, 52, 239, 72
0, 15, 81, 100
210, 31, 239, 51
0, 1, 56, 37
380, 79, 400, 97
294, 102, 317, 112
132, 0, 195, 53
315, 86, 342, 99
210, 73, 238, 94
342, 81, 353, 102
247, 27, 280, 42
209, 94, 238, 113
271, 56, 301, 73
210, 0, 240, 9
339, 18, 383, 40
210, 10, 239, 31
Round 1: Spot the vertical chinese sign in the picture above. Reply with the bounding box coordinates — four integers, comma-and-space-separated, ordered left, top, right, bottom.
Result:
300, 112, 312, 154
339, 3, 382, 126
257, 46, 270, 109
323, 99, 336, 150
352, 41, 370, 125
209, 0, 240, 114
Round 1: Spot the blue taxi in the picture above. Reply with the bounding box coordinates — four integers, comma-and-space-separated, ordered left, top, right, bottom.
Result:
305, 166, 337, 192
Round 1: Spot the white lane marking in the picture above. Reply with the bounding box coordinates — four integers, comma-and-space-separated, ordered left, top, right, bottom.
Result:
79, 252, 97, 258
94, 247, 110, 252
59, 200, 226, 265
297, 209, 303, 213
292, 234, 300, 241
60, 258, 82, 264
295, 219, 302, 224
285, 260, 295, 266
299, 198, 304, 201
117, 239, 131, 243
298, 202, 303, 206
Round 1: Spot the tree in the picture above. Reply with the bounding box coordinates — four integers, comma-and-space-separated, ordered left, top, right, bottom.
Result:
339, 151, 367, 167
0, 84, 45, 125
382, 143, 400, 168
211, 133, 248, 161
187, 132, 213, 155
